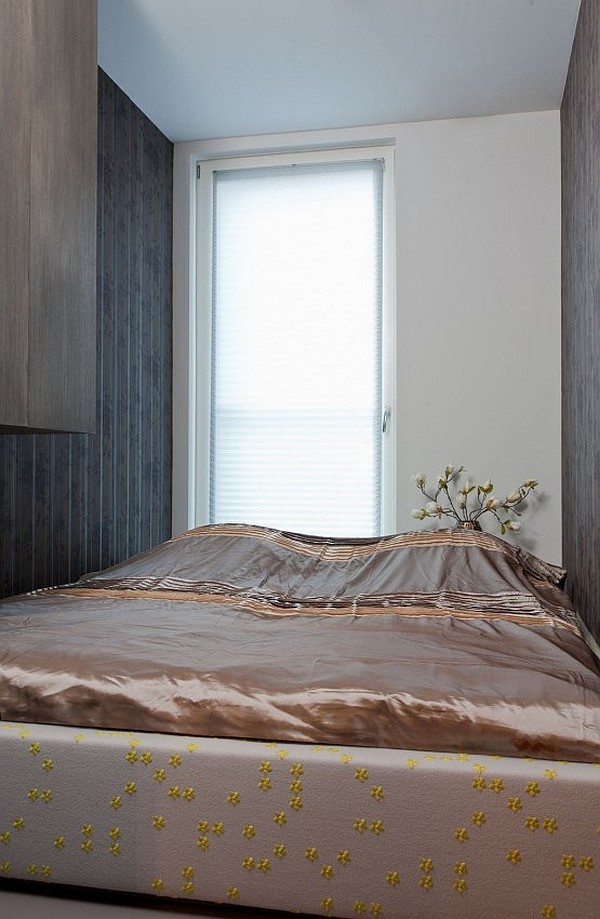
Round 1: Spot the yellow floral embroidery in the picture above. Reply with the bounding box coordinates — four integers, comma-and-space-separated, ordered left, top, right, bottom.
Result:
125, 750, 138, 764
370, 820, 384, 835
543, 818, 558, 833
227, 791, 241, 805
579, 856, 594, 872
354, 767, 369, 782
561, 854, 575, 868
370, 785, 385, 801
27, 864, 37, 875
258, 777, 272, 791
289, 779, 303, 794
212, 822, 225, 836
243, 825, 256, 838
81, 839, 93, 853
169, 754, 182, 768
489, 778, 504, 793
276, 749, 290, 760
109, 842, 121, 856
151, 878, 164, 893
472, 763, 486, 774
41, 789, 52, 803
41, 865, 51, 879
227, 887, 240, 900
197, 820, 209, 833
82, 824, 93, 836
340, 754, 353, 763
507, 849, 522, 864
290, 796, 303, 811
257, 857, 270, 872
259, 761, 272, 774
54, 836, 66, 849
110, 796, 122, 810
472, 776, 487, 791
242, 856, 255, 870
337, 849, 351, 865
453, 878, 467, 894
273, 844, 287, 858
472, 812, 486, 827
140, 751, 153, 765
543, 769, 558, 780
321, 896, 334, 915
525, 816, 540, 831
124, 782, 137, 796
0, 832, 10, 845
508, 797, 522, 813
27, 789, 39, 802
154, 768, 166, 783
0, 861, 10, 874
454, 862, 467, 876
370, 903, 383, 917
353, 901, 368, 915
419, 874, 433, 889
186, 743, 199, 753
181, 881, 193, 894
41, 758, 53, 772
541, 907, 556, 919
196, 836, 209, 850
273, 811, 287, 826
321, 864, 334, 879
354, 818, 367, 833
181, 866, 193, 879
420, 858, 434, 873
561, 871, 576, 887
167, 786, 181, 800
305, 848, 319, 861
12, 818, 25, 830
290, 763, 304, 777
29, 742, 41, 755
525, 781, 541, 797
152, 816, 166, 830
108, 827, 120, 840
454, 828, 469, 842
405, 758, 419, 769
182, 787, 195, 801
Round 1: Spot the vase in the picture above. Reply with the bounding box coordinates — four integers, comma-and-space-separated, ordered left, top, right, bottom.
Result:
454, 520, 481, 531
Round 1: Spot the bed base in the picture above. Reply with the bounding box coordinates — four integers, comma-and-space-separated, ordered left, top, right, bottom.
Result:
1, 721, 598, 918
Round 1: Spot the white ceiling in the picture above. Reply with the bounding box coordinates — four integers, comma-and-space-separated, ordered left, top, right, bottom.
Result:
97, 0, 581, 143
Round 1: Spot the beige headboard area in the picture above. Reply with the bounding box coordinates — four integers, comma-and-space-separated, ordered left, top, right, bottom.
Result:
561, 0, 600, 643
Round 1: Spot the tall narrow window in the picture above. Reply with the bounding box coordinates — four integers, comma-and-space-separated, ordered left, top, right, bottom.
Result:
196, 149, 394, 537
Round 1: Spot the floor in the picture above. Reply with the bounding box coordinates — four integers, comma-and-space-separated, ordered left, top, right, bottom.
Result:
0, 882, 292, 918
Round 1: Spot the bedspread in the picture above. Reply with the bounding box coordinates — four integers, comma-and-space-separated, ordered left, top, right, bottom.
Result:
1, 526, 600, 761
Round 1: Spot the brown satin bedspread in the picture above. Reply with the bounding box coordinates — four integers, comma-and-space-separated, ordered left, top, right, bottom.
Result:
1, 524, 599, 761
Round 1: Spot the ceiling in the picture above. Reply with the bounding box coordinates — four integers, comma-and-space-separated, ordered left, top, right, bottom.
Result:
97, 0, 581, 143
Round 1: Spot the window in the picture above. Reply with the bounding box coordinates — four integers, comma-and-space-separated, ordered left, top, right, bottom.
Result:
195, 147, 395, 537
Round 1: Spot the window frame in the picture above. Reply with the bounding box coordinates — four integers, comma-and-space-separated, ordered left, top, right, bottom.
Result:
192, 144, 397, 535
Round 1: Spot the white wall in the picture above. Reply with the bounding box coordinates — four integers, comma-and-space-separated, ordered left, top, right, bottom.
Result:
173, 110, 561, 564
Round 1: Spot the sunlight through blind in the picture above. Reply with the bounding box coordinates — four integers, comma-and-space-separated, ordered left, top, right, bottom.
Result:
210, 159, 384, 537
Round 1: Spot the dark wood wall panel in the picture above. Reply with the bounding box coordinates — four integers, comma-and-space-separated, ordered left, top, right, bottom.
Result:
0, 69, 173, 598
561, 0, 600, 640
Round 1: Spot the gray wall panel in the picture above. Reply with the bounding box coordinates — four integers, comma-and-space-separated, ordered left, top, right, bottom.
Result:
561, 0, 600, 639
0, 69, 173, 597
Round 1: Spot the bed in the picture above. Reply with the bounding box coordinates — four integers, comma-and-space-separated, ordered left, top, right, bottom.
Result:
1, 523, 599, 918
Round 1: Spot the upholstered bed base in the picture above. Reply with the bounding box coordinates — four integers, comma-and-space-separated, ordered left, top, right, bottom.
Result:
1, 721, 598, 918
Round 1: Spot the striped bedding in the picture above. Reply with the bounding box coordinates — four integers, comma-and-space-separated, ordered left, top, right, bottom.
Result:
0, 524, 599, 762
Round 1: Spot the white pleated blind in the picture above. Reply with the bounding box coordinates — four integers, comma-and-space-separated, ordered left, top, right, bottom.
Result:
209, 158, 384, 537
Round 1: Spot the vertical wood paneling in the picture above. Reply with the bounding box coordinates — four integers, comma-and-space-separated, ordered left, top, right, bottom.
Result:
561, 0, 600, 640
0, 69, 173, 598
